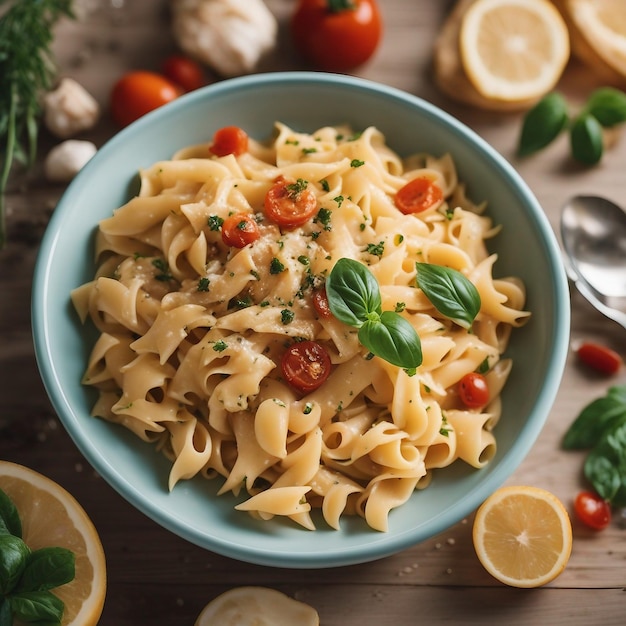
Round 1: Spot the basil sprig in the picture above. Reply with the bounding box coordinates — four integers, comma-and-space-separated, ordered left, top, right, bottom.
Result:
326, 258, 423, 370
415, 262, 480, 329
563, 385, 626, 506
0, 488, 75, 625
517, 87, 626, 165
326, 259, 481, 371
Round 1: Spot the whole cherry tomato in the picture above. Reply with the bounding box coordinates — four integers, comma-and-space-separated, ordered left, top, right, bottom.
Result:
576, 342, 623, 375
264, 177, 318, 229
458, 372, 490, 408
161, 55, 205, 92
221, 213, 260, 248
110, 71, 181, 127
395, 178, 444, 214
209, 126, 249, 157
574, 491, 611, 530
291, 0, 383, 72
281, 340, 332, 393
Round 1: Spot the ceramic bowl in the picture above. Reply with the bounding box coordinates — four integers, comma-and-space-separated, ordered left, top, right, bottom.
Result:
32, 72, 570, 568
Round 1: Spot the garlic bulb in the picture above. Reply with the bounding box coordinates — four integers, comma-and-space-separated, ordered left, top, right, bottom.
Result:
170, 0, 278, 77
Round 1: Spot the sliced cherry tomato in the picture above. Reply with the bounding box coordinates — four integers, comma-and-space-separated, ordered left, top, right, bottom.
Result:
110, 71, 181, 127
161, 55, 205, 92
458, 372, 489, 408
577, 342, 623, 375
221, 213, 260, 248
395, 178, 444, 214
312, 287, 333, 319
281, 340, 332, 393
210, 126, 249, 157
264, 177, 318, 229
574, 491, 611, 530
291, 0, 382, 72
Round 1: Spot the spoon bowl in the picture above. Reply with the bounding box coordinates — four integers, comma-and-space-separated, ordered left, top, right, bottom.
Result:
561, 195, 626, 328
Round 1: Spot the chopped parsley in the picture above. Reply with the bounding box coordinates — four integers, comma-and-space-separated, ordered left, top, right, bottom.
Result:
270, 258, 286, 274
280, 309, 295, 325
314, 208, 332, 230
365, 241, 385, 258
207, 215, 224, 231
350, 159, 365, 168
152, 258, 173, 281
285, 178, 308, 200
213, 340, 228, 352
197, 277, 210, 292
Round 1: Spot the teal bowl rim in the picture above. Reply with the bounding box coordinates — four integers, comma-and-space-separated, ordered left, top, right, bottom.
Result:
32, 71, 570, 568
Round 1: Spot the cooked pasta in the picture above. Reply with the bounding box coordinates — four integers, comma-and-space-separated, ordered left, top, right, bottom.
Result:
72, 122, 530, 532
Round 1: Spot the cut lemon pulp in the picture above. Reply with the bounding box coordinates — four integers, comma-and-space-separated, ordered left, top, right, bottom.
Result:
195, 586, 320, 626
472, 485, 573, 588
459, 0, 570, 102
0, 461, 106, 626
563, 0, 626, 78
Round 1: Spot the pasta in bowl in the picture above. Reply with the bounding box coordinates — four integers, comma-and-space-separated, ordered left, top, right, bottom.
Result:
33, 72, 569, 567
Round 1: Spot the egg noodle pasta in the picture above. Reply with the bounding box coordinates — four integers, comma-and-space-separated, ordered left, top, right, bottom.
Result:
72, 122, 530, 532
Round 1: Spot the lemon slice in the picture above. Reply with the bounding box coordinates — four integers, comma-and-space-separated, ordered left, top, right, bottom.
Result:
194, 587, 320, 626
563, 0, 626, 79
472, 485, 573, 588
459, 0, 570, 102
0, 461, 106, 626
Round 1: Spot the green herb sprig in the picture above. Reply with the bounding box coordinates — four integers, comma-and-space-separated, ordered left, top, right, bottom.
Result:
0, 488, 75, 624
325, 258, 481, 372
517, 87, 626, 165
0, 0, 75, 249
563, 385, 626, 506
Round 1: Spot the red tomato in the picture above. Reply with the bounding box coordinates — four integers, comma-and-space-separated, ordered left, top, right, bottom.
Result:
110, 71, 181, 127
161, 55, 205, 92
395, 178, 444, 214
577, 342, 623, 375
574, 491, 611, 530
221, 213, 260, 248
210, 126, 249, 157
291, 0, 383, 72
281, 340, 332, 393
312, 287, 333, 319
458, 372, 489, 408
264, 177, 318, 229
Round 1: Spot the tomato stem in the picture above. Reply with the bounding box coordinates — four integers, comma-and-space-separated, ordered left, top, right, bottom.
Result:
326, 0, 356, 13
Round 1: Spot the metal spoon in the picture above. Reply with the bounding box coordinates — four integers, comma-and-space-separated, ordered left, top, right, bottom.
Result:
560, 195, 626, 329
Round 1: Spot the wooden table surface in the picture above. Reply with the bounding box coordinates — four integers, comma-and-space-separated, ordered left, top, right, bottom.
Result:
1, 1, 625, 624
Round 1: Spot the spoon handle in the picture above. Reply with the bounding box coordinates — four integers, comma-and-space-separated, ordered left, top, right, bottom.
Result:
573, 278, 626, 331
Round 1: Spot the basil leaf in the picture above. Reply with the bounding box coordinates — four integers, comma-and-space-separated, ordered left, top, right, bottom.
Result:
570, 113, 604, 165
517, 92, 569, 156
584, 422, 626, 506
586, 87, 626, 127
415, 262, 480, 329
0, 534, 30, 595
16, 547, 75, 593
9, 589, 64, 624
358, 312, 422, 369
0, 489, 22, 538
607, 384, 626, 405
326, 257, 382, 327
562, 396, 626, 449
0, 600, 11, 626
